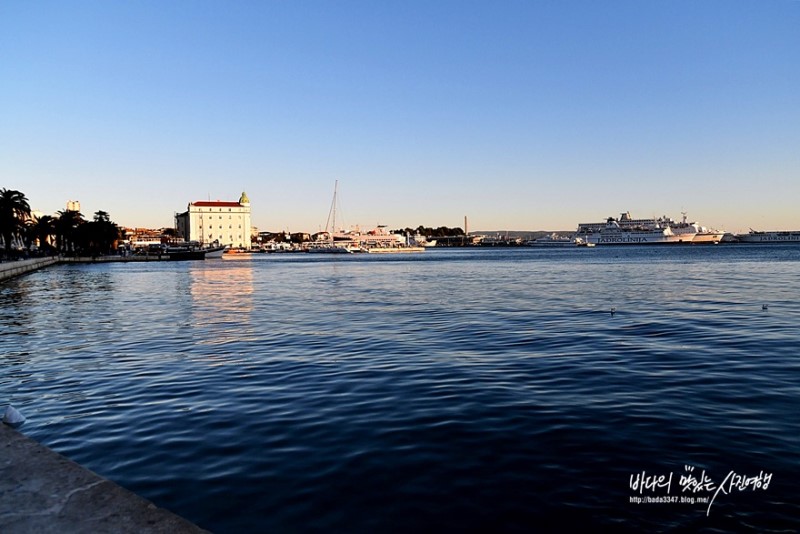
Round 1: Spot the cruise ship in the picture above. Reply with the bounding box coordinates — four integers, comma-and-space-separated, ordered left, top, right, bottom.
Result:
735, 230, 800, 243
577, 217, 693, 245
577, 212, 723, 244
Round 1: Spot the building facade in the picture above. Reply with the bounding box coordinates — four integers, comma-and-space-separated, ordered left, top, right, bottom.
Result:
175, 192, 252, 250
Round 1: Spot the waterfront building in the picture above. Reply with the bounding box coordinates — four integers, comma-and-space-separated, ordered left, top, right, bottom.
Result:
175, 192, 252, 250
121, 227, 173, 250
66, 200, 81, 213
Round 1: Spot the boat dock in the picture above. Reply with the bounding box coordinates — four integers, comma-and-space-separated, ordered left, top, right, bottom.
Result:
0, 423, 207, 533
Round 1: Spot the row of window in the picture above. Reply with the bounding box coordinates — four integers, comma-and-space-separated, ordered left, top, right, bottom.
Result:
206, 235, 244, 241
195, 207, 241, 212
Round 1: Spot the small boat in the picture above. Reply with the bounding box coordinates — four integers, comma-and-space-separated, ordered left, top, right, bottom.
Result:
167, 250, 206, 261
203, 245, 227, 258
307, 241, 362, 253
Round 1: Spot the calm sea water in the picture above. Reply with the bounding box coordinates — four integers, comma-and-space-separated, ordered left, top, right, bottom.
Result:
2, 246, 799, 532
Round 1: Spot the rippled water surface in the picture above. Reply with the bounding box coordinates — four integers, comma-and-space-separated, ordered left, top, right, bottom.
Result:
2, 246, 800, 532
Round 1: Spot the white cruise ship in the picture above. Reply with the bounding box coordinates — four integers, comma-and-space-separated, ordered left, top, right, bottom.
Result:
577, 217, 694, 245
577, 212, 723, 244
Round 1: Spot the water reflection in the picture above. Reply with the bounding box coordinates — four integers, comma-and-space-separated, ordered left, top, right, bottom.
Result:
189, 258, 255, 351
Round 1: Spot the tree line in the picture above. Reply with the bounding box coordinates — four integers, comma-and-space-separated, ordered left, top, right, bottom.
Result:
0, 188, 122, 259
391, 225, 465, 237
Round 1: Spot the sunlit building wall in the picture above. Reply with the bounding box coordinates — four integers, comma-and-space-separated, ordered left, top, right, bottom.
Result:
175, 192, 252, 250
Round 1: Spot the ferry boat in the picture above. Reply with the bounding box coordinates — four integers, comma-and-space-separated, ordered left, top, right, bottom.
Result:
577, 218, 694, 245
578, 212, 722, 244
530, 233, 574, 246
528, 234, 593, 247
658, 213, 724, 244
735, 230, 800, 243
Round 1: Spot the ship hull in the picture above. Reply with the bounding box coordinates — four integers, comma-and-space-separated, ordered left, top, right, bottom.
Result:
691, 232, 725, 244
584, 233, 693, 245
736, 232, 800, 243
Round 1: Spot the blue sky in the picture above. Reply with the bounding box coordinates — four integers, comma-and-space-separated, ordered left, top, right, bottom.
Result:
2, 0, 798, 233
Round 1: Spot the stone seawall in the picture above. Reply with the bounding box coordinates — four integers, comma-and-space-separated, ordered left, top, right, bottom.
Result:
1, 258, 210, 531
0, 258, 60, 282
1, 424, 208, 533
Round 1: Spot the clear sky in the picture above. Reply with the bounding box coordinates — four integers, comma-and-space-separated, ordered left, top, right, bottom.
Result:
2, 1, 798, 234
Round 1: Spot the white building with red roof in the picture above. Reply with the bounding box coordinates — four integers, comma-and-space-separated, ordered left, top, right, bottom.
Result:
175, 192, 252, 250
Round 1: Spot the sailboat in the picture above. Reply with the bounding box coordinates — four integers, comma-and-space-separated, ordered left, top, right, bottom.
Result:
307, 181, 363, 253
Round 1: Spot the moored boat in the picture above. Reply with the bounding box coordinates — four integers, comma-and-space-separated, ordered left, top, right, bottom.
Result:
660, 213, 724, 244
735, 230, 800, 243
578, 211, 719, 244
307, 240, 363, 253
530, 233, 574, 246
578, 218, 694, 245
204, 244, 227, 258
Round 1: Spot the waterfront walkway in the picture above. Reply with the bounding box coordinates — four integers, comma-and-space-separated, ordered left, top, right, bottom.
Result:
0, 257, 59, 282
1, 424, 208, 533
0, 256, 178, 283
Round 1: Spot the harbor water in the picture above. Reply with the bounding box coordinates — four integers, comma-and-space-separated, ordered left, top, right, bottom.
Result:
2, 246, 799, 532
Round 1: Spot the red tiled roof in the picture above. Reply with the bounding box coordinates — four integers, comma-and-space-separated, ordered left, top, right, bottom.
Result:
191, 201, 242, 207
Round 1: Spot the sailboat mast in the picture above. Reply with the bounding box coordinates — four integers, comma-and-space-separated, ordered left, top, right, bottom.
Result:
325, 180, 338, 235
332, 180, 337, 234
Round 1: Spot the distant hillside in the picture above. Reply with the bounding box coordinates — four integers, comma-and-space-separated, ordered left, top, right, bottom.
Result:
472, 230, 575, 239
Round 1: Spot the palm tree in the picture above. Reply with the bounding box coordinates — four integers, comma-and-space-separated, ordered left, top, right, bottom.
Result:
0, 188, 32, 258
21, 219, 37, 252
80, 211, 121, 255
32, 215, 56, 253
55, 209, 84, 254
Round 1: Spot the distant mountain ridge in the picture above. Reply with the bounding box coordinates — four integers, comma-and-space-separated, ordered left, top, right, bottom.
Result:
472, 230, 574, 239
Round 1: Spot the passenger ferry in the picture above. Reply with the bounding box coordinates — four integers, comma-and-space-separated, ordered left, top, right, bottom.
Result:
577, 212, 722, 244
577, 217, 694, 245
735, 230, 800, 243
528, 234, 593, 247
529, 233, 573, 246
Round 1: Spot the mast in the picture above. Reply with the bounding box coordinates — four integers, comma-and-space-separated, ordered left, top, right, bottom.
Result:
324, 180, 338, 237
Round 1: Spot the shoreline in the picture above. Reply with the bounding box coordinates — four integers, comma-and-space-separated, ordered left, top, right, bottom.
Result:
0, 423, 207, 533
0, 258, 60, 282
0, 255, 197, 282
